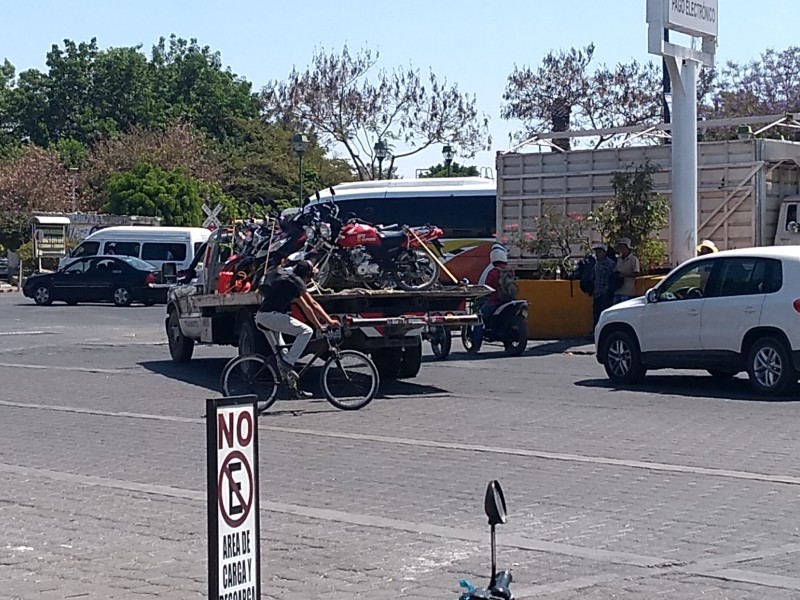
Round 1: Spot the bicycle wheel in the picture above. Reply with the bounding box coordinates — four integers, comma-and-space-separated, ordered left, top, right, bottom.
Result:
320, 350, 379, 410
221, 354, 280, 413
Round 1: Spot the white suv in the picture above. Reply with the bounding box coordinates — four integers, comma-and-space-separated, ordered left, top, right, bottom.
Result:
595, 247, 800, 396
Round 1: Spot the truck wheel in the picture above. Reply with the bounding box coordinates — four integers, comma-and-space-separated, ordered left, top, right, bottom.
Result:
398, 340, 423, 379
238, 313, 270, 357
372, 347, 402, 380
167, 310, 194, 363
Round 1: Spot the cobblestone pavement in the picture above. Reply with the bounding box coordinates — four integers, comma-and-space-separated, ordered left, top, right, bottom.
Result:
1, 295, 800, 599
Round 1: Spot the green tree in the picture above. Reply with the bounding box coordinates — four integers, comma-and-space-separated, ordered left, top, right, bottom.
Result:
0, 212, 29, 252
105, 162, 211, 226
150, 35, 259, 142
418, 161, 480, 178
4, 35, 259, 149
590, 161, 669, 271
218, 119, 353, 208
0, 59, 19, 158
85, 122, 221, 211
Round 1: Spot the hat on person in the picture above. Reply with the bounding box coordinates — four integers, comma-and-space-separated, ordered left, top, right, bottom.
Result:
616, 238, 632, 249
490, 244, 508, 264
592, 242, 607, 251
697, 239, 718, 253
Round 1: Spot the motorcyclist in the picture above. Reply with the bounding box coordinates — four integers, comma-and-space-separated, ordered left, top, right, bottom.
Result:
471, 245, 515, 347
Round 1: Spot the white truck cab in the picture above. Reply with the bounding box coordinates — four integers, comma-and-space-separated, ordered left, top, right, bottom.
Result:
775, 197, 800, 245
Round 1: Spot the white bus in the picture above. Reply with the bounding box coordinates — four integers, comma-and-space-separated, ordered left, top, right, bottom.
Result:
307, 177, 496, 283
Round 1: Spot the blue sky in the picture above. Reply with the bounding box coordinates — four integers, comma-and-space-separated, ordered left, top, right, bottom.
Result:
1, 0, 795, 177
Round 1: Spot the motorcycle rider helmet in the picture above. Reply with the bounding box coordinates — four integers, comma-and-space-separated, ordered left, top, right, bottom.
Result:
490, 244, 508, 265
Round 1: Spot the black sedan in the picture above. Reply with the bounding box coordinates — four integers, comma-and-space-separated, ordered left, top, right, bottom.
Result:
23, 256, 167, 307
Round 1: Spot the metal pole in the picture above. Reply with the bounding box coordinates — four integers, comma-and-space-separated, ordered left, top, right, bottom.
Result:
662, 29, 671, 145
378, 160, 383, 180
298, 154, 304, 205
71, 173, 77, 212
669, 58, 699, 266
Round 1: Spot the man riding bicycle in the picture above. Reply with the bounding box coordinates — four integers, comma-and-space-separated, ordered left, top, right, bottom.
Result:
255, 260, 340, 395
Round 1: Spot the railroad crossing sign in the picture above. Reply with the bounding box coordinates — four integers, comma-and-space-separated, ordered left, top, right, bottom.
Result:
207, 395, 261, 600
202, 203, 223, 230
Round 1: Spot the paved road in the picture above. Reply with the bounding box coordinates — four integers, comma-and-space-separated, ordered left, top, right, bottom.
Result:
1, 293, 800, 599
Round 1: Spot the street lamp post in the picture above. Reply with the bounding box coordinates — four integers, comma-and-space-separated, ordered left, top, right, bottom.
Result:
442, 145, 454, 177
292, 133, 309, 204
69, 167, 79, 212
373, 140, 387, 180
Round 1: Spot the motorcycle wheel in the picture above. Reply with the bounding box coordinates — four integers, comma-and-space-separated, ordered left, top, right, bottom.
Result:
396, 250, 440, 292
429, 326, 452, 360
312, 253, 335, 290
503, 315, 528, 357
461, 325, 481, 354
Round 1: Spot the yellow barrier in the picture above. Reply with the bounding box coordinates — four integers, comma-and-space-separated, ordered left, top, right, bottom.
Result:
516, 276, 666, 340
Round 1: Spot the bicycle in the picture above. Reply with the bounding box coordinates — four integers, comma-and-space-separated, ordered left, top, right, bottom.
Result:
219, 326, 379, 413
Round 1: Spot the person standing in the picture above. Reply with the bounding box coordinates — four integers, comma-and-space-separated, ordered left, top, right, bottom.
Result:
697, 239, 718, 256
592, 243, 616, 331
613, 238, 641, 304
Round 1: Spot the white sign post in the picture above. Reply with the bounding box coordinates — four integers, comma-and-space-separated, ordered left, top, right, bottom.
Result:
203, 203, 223, 230
647, 0, 717, 265
207, 395, 261, 600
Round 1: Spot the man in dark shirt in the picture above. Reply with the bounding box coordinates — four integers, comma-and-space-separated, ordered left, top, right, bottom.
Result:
255, 261, 339, 372
592, 243, 617, 331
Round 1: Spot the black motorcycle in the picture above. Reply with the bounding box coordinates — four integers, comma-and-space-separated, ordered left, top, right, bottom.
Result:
462, 299, 529, 357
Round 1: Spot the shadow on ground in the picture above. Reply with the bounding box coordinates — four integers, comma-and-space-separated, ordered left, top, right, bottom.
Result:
139, 357, 449, 404
422, 338, 594, 363
575, 374, 800, 403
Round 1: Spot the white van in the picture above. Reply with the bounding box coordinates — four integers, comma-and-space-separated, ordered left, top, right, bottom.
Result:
61, 226, 211, 272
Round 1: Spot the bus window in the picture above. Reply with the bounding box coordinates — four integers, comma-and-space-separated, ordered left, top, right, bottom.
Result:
336, 194, 494, 238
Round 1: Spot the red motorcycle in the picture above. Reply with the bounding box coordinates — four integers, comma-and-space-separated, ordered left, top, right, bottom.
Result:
310, 211, 445, 291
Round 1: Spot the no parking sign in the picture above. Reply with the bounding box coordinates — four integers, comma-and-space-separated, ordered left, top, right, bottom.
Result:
207, 396, 261, 600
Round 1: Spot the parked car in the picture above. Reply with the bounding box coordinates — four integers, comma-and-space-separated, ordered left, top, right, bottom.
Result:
23, 256, 166, 307
595, 247, 800, 396
60, 226, 210, 273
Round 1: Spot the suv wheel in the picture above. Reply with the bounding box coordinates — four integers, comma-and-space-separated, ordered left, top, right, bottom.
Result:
746, 337, 797, 396
603, 330, 646, 385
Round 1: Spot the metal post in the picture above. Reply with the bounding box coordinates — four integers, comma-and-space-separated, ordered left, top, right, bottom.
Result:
669, 57, 699, 266
377, 160, 383, 180
69, 167, 78, 212
298, 154, 304, 205
662, 29, 671, 146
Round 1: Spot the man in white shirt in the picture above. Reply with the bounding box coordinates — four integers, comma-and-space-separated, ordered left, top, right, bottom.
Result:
613, 238, 641, 304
